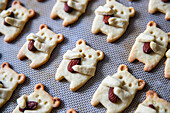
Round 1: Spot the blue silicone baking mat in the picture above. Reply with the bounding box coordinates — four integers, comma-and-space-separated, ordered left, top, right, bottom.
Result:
0, 0, 170, 112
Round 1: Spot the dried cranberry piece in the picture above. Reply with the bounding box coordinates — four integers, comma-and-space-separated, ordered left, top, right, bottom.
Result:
108, 87, 120, 103
9, 12, 15, 18
26, 101, 38, 110
19, 107, 25, 112
0, 81, 3, 85
161, 0, 169, 2
103, 15, 112, 24
4, 12, 15, 26
149, 104, 155, 109
64, 2, 73, 13
28, 40, 37, 52
4, 20, 11, 26
143, 42, 153, 54
67, 58, 81, 73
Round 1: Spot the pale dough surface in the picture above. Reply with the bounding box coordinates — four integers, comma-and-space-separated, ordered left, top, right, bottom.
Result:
91, 64, 145, 113
17, 24, 64, 69
13, 83, 60, 113
55, 39, 104, 91
0, 62, 25, 108
148, 0, 170, 20
134, 90, 170, 113
128, 21, 170, 72
91, 0, 135, 43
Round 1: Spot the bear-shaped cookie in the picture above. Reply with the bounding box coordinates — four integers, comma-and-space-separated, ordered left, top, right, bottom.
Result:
13, 83, 61, 113
55, 39, 104, 91
17, 24, 64, 69
91, 64, 145, 113
0, 0, 8, 12
91, 0, 135, 43
148, 0, 170, 20
50, 0, 90, 26
165, 49, 170, 79
135, 90, 170, 113
0, 62, 26, 108
0, 1, 35, 42
128, 21, 170, 72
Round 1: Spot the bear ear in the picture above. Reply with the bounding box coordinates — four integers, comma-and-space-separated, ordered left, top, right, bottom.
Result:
52, 97, 61, 108
34, 83, 44, 91
1, 62, 10, 69
56, 34, 64, 43
96, 50, 104, 61
17, 74, 26, 84
168, 32, 170, 43
76, 39, 86, 46
28, 9, 35, 18
118, 64, 128, 72
137, 79, 145, 90
147, 21, 157, 29
129, 7, 135, 17
39, 24, 48, 30
12, 1, 21, 6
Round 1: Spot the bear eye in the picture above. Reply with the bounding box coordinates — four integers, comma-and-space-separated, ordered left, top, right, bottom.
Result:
119, 76, 123, 79
129, 83, 132, 87
15, 12, 19, 16
79, 49, 82, 52
160, 36, 163, 41
122, 81, 126, 86
49, 37, 52, 40
150, 31, 153, 34
10, 78, 13, 82
21, 13, 24, 16
89, 55, 92, 58
44, 101, 48, 105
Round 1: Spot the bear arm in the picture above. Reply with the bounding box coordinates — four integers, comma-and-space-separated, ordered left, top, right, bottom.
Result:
102, 76, 122, 88
5, 17, 25, 28
95, 6, 114, 15
72, 65, 96, 76
17, 95, 27, 109
136, 33, 155, 42
108, 17, 128, 28
63, 50, 82, 59
114, 87, 131, 100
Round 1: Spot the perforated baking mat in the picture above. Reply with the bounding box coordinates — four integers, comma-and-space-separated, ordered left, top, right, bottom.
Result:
0, 0, 170, 112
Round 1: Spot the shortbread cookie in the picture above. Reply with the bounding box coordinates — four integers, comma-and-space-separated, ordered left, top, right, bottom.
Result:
165, 49, 170, 79
0, 0, 8, 12
17, 24, 64, 69
67, 108, 77, 113
0, 62, 26, 108
0, 1, 35, 42
50, 0, 90, 26
13, 83, 61, 113
55, 39, 104, 91
91, 0, 135, 43
128, 21, 170, 72
148, 0, 170, 20
135, 90, 170, 113
91, 64, 145, 113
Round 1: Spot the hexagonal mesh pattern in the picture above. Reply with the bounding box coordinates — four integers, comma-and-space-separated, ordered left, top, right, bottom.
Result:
0, 0, 169, 113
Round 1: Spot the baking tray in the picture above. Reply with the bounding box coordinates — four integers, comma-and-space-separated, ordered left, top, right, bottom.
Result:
0, 0, 170, 112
